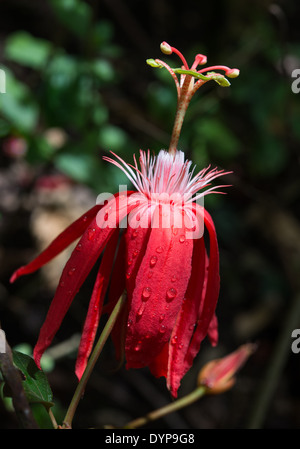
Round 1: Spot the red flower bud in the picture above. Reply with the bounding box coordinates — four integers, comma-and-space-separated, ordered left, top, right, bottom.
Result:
198, 344, 256, 394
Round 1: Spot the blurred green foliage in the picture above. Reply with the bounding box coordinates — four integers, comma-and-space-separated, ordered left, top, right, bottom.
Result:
0, 0, 134, 193
1, 0, 300, 429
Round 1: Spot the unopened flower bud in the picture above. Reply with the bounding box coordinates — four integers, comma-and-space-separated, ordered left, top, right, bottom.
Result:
198, 343, 256, 394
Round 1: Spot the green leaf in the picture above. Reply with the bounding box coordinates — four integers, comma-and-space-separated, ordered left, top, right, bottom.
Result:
98, 125, 128, 151
12, 351, 54, 410
4, 32, 52, 69
55, 152, 97, 183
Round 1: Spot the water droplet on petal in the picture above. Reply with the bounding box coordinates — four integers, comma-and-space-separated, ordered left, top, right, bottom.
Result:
156, 246, 163, 253
83, 216, 88, 222
88, 228, 96, 241
134, 341, 142, 351
132, 229, 138, 239
147, 271, 153, 279
179, 235, 185, 243
127, 319, 133, 328
159, 324, 166, 334
189, 323, 196, 331
171, 275, 177, 283
137, 302, 146, 316
128, 258, 133, 266
159, 314, 165, 323
166, 288, 177, 301
171, 336, 178, 345
178, 344, 183, 349
142, 287, 152, 301
75, 243, 82, 251
126, 271, 132, 279
68, 267, 76, 276
133, 249, 139, 258
59, 281, 65, 288
150, 255, 158, 267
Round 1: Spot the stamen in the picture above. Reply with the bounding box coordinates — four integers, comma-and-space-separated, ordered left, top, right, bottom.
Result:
160, 41, 189, 70
191, 54, 207, 70
198, 65, 240, 78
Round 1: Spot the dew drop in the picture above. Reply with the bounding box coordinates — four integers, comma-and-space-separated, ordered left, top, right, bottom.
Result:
171, 275, 177, 283
128, 258, 133, 266
127, 319, 133, 328
159, 324, 166, 334
178, 344, 183, 349
171, 336, 178, 345
150, 255, 158, 267
156, 246, 163, 253
179, 235, 186, 243
75, 243, 82, 251
142, 287, 152, 301
132, 229, 138, 238
147, 271, 153, 279
88, 228, 96, 241
126, 271, 132, 279
159, 314, 165, 323
59, 281, 65, 288
166, 288, 177, 301
133, 249, 139, 258
83, 216, 88, 222
189, 323, 196, 331
68, 267, 76, 276
134, 341, 142, 351
137, 302, 146, 316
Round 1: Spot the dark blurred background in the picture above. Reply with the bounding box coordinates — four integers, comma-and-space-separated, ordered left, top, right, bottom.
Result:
0, 0, 300, 429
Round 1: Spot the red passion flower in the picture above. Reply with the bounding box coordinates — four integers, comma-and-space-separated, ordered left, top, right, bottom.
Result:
10, 43, 239, 397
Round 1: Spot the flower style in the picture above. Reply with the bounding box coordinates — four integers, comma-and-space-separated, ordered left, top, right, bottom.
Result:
10, 43, 239, 398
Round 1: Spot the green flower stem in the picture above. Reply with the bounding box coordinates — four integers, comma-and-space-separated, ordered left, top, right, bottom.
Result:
63, 293, 127, 428
123, 385, 207, 429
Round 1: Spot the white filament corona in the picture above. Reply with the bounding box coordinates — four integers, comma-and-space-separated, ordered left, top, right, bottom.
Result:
103, 149, 229, 204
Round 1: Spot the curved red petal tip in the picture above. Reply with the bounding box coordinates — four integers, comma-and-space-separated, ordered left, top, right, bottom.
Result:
10, 270, 21, 283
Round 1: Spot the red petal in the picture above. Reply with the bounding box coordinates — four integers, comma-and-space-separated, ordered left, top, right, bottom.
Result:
10, 205, 101, 283
75, 230, 119, 380
149, 341, 169, 379
125, 225, 150, 298
125, 207, 194, 370
33, 195, 133, 368
166, 236, 206, 397
184, 208, 220, 369
107, 233, 127, 311
207, 313, 218, 347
